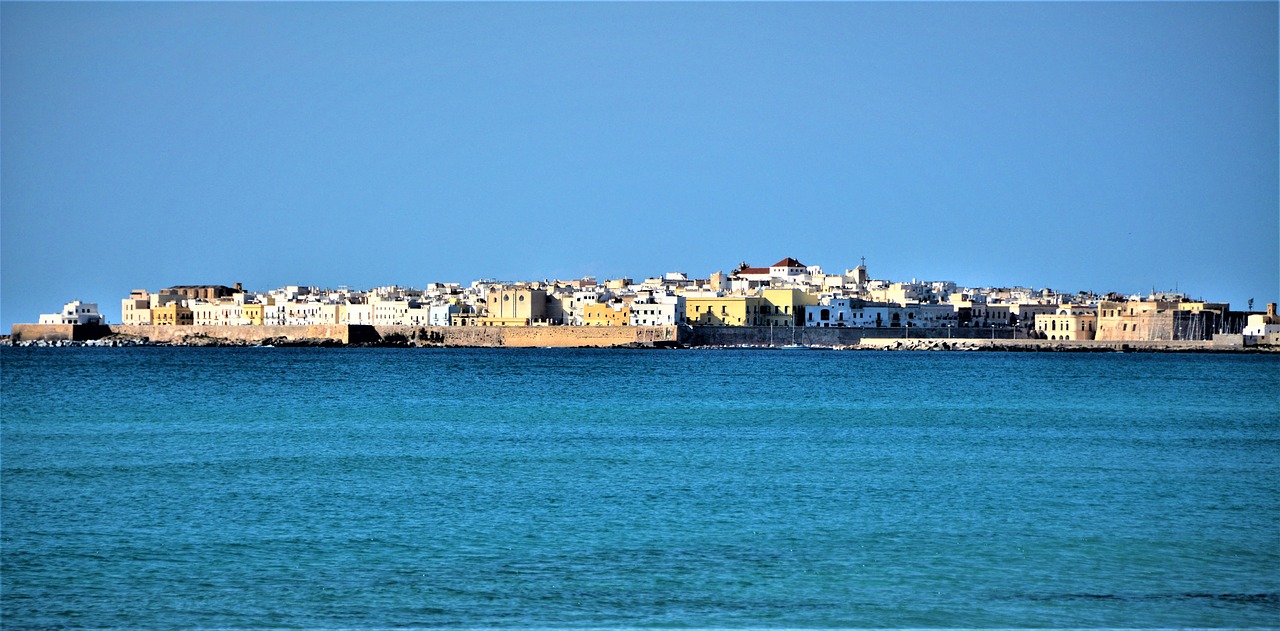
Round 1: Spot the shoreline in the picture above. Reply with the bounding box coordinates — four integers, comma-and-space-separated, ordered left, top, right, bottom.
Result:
4, 336, 1276, 353
4, 323, 1274, 352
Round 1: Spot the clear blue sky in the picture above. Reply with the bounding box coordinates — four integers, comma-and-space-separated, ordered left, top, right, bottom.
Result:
3, 2, 1276, 331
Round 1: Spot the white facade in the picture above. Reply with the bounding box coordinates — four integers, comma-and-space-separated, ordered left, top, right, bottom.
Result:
805, 298, 892, 328
264, 304, 286, 326
429, 304, 460, 326
191, 302, 221, 326
405, 304, 432, 326
1242, 314, 1280, 337
342, 303, 373, 325
39, 301, 104, 325
219, 303, 247, 326
371, 298, 410, 325
630, 297, 685, 326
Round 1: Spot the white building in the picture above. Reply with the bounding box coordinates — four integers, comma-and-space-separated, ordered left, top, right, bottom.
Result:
264, 304, 286, 326
371, 298, 410, 326
429, 304, 460, 326
39, 301, 104, 325
191, 302, 221, 326
342, 303, 373, 325
630, 296, 685, 326
805, 298, 893, 328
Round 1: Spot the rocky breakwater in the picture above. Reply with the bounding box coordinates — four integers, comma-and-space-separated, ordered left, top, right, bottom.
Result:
854, 338, 993, 351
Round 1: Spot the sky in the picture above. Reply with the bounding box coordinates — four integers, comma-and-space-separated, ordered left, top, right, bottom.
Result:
2, 2, 1276, 332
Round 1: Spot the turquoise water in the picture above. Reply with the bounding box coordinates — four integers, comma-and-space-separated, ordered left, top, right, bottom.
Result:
2, 347, 1278, 627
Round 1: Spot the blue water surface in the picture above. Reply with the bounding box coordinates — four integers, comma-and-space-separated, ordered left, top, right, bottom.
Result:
3, 347, 1278, 627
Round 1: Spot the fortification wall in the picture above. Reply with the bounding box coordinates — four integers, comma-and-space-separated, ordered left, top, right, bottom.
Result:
374, 325, 682, 347
11, 324, 112, 342
9, 324, 681, 347
107, 324, 355, 344
687, 326, 1022, 346
858, 338, 1217, 351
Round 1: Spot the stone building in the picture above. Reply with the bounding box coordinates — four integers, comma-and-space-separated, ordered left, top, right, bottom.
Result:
1035, 305, 1097, 341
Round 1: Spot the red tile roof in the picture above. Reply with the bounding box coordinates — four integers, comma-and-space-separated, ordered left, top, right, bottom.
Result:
770, 257, 805, 268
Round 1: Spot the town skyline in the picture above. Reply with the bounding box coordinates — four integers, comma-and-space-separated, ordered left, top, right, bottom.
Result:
3, 2, 1276, 334
7, 252, 1273, 334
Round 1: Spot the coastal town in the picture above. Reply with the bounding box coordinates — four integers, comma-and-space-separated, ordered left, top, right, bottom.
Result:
16, 257, 1280, 349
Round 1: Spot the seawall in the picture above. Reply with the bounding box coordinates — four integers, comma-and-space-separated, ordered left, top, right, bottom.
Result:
687, 325, 1023, 347
371, 325, 683, 348
9, 324, 683, 348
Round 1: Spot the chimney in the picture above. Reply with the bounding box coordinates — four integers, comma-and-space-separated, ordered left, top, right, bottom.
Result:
1268, 303, 1276, 317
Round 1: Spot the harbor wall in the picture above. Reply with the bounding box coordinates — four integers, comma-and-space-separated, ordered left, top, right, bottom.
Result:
10, 324, 113, 342
372, 325, 682, 348
686, 325, 1023, 347
856, 337, 1219, 351
9, 324, 682, 347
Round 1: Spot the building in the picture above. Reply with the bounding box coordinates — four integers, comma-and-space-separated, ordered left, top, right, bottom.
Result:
191, 302, 221, 326
1243, 303, 1280, 343
341, 303, 373, 325
242, 303, 265, 326
152, 303, 194, 326
685, 295, 762, 326
1035, 305, 1097, 341
583, 302, 630, 326
1094, 299, 1229, 341
121, 290, 153, 325
450, 305, 481, 327
730, 257, 808, 286
482, 287, 547, 327
163, 284, 241, 302
760, 288, 816, 327
429, 304, 460, 327
38, 301, 104, 325
630, 297, 685, 327
372, 298, 410, 326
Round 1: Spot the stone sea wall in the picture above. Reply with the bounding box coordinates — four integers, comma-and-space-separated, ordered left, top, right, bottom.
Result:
372, 325, 683, 348
856, 337, 1221, 351
9, 324, 683, 348
687, 325, 1023, 347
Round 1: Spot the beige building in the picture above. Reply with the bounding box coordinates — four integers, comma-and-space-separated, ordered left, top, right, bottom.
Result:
122, 290, 153, 325
482, 287, 547, 326
1035, 305, 1097, 341
1095, 300, 1179, 341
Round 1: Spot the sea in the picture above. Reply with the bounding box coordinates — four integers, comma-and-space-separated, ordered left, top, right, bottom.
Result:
2, 347, 1278, 628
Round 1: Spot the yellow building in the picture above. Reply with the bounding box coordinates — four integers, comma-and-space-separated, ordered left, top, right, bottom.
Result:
242, 303, 265, 326
481, 287, 547, 326
582, 303, 629, 326
685, 295, 762, 326
760, 288, 819, 327
152, 303, 194, 326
